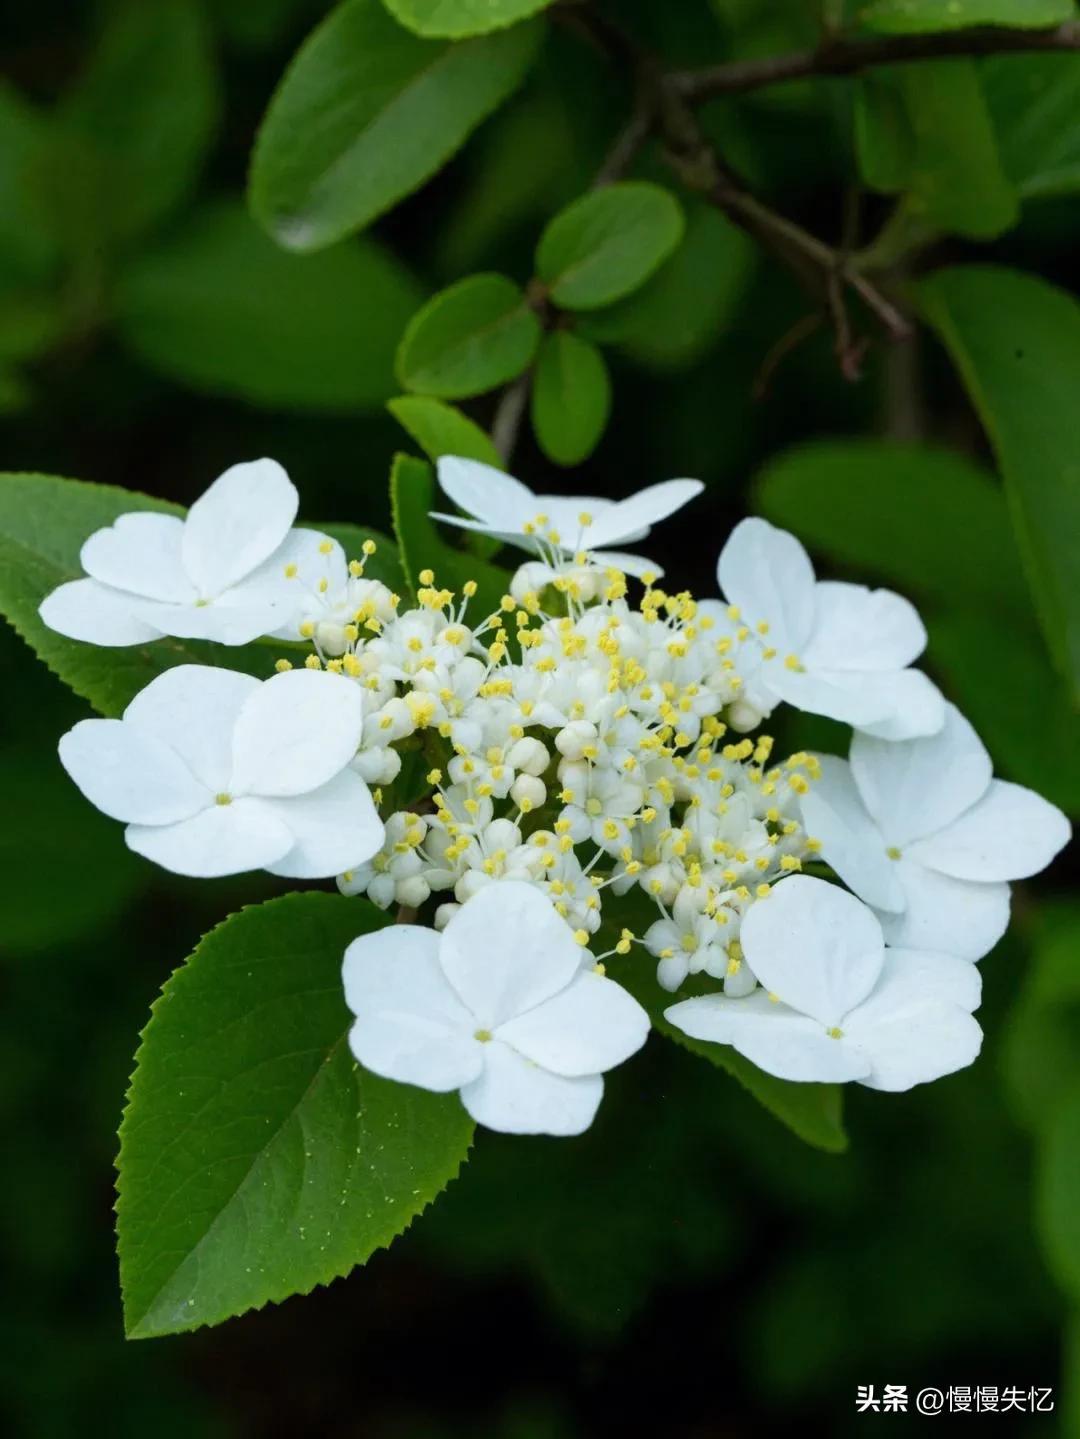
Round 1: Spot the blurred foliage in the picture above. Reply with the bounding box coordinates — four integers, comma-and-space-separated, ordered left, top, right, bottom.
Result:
2, 0, 1079, 1433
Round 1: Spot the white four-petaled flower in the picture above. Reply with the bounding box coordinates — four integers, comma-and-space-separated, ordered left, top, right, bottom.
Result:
432, 456, 702, 577
40, 459, 305, 646
343, 881, 650, 1135
715, 517, 945, 739
58, 665, 382, 878
800, 704, 1071, 960
666, 875, 983, 1090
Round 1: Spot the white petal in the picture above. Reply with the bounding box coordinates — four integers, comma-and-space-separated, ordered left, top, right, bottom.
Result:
844, 988, 983, 1093
181, 458, 298, 597
850, 703, 992, 847
439, 881, 583, 1029
436, 457, 536, 530
589, 548, 663, 579
766, 665, 944, 737
80, 512, 194, 602
869, 947, 982, 1014
343, 925, 482, 1093
878, 859, 1010, 961
39, 578, 162, 646
59, 718, 208, 824
586, 479, 703, 549
906, 779, 1071, 882
460, 1041, 603, 1135
802, 582, 926, 672
495, 970, 649, 1077
123, 664, 259, 792
127, 595, 285, 646
845, 669, 946, 740
799, 755, 904, 912
125, 796, 293, 877
264, 770, 384, 879
665, 992, 870, 1083
739, 874, 884, 1027
230, 669, 365, 797
716, 517, 816, 656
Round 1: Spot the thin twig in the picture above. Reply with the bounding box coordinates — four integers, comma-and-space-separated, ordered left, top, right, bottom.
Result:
491, 372, 532, 464
674, 19, 1080, 103
591, 99, 654, 188
752, 312, 824, 400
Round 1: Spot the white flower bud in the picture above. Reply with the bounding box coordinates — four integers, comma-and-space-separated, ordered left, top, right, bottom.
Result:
366, 697, 414, 745
433, 902, 460, 931
368, 873, 396, 909
396, 875, 431, 909
554, 720, 598, 761
455, 869, 491, 903
510, 774, 546, 811
510, 561, 553, 603
728, 698, 768, 733
507, 736, 549, 776
351, 746, 400, 784
315, 620, 349, 657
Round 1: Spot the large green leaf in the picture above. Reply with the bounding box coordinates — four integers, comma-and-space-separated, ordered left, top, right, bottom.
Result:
382, 0, 553, 38
754, 438, 1028, 610
388, 395, 505, 468
919, 265, 1080, 699
861, 0, 1072, 30
117, 892, 474, 1337
248, 0, 540, 251
58, 0, 219, 246
855, 62, 1017, 239
395, 273, 541, 399
0, 472, 400, 716
530, 331, 611, 467
116, 202, 423, 411
535, 183, 685, 312
390, 453, 511, 622
984, 54, 1080, 200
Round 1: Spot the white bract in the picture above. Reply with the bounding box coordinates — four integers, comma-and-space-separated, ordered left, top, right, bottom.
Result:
715, 517, 945, 739
666, 876, 983, 1090
432, 456, 703, 577
58, 665, 382, 878
799, 705, 1071, 960
40, 459, 308, 646
343, 881, 649, 1135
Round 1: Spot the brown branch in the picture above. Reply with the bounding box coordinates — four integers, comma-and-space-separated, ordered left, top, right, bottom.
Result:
675, 19, 1080, 103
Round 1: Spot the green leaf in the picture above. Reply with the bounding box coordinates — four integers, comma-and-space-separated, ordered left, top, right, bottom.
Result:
382, 0, 554, 39
530, 332, 611, 467
855, 62, 1018, 239
919, 264, 1080, 699
59, 0, 220, 246
535, 182, 685, 312
0, 84, 63, 282
249, 0, 540, 251
115, 201, 423, 412
754, 438, 1028, 610
983, 54, 1080, 200
388, 395, 504, 468
580, 206, 755, 370
0, 471, 401, 716
390, 452, 511, 621
117, 892, 474, 1337
1002, 912, 1080, 1134
396, 273, 541, 399
1037, 1076, 1080, 1304
861, 0, 1072, 31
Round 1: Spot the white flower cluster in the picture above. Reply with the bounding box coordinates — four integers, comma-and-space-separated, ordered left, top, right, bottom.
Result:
42, 456, 1070, 1136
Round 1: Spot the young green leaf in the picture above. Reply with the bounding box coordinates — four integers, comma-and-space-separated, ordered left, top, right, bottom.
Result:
855, 62, 1017, 239
919, 265, 1080, 700
0, 471, 400, 716
249, 0, 540, 251
390, 452, 510, 621
117, 892, 474, 1338
861, 0, 1072, 30
395, 273, 541, 399
388, 395, 504, 468
530, 331, 611, 467
535, 182, 685, 312
116, 202, 423, 412
382, 0, 554, 39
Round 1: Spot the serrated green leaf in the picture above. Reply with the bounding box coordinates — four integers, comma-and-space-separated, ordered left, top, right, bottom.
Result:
116, 202, 423, 412
754, 438, 1028, 610
390, 452, 510, 621
382, 0, 553, 38
0, 472, 401, 716
861, 0, 1072, 32
919, 264, 1080, 699
530, 331, 611, 467
855, 62, 1018, 239
536, 182, 685, 312
396, 273, 541, 399
388, 395, 504, 468
117, 892, 474, 1337
249, 0, 540, 251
